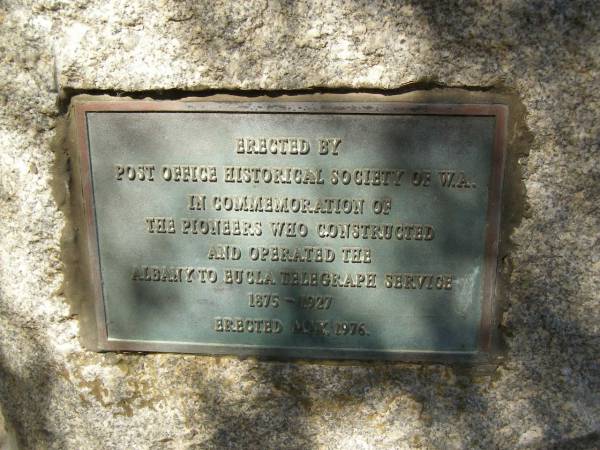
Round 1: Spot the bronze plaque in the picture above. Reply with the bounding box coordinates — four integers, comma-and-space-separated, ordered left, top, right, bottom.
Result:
72, 96, 507, 361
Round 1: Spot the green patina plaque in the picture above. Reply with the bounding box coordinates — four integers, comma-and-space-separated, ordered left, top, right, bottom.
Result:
72, 96, 507, 361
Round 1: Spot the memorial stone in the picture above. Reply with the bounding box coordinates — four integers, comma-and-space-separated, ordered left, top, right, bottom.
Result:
1, 1, 598, 448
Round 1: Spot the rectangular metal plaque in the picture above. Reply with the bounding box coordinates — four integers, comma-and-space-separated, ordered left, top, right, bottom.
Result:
74, 97, 507, 360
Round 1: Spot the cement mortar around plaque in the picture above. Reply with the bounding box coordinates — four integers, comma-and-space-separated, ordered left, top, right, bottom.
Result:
61, 91, 522, 362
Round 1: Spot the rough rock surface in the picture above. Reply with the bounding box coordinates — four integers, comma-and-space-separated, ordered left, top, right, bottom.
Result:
0, 1, 599, 449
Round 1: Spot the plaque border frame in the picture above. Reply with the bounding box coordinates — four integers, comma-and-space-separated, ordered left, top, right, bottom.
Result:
73, 98, 508, 362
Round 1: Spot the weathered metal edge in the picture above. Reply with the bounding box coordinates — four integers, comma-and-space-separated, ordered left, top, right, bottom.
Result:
73, 98, 508, 363
75, 104, 109, 347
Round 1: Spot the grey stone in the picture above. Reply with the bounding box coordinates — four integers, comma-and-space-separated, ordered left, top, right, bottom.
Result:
0, 1, 599, 449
